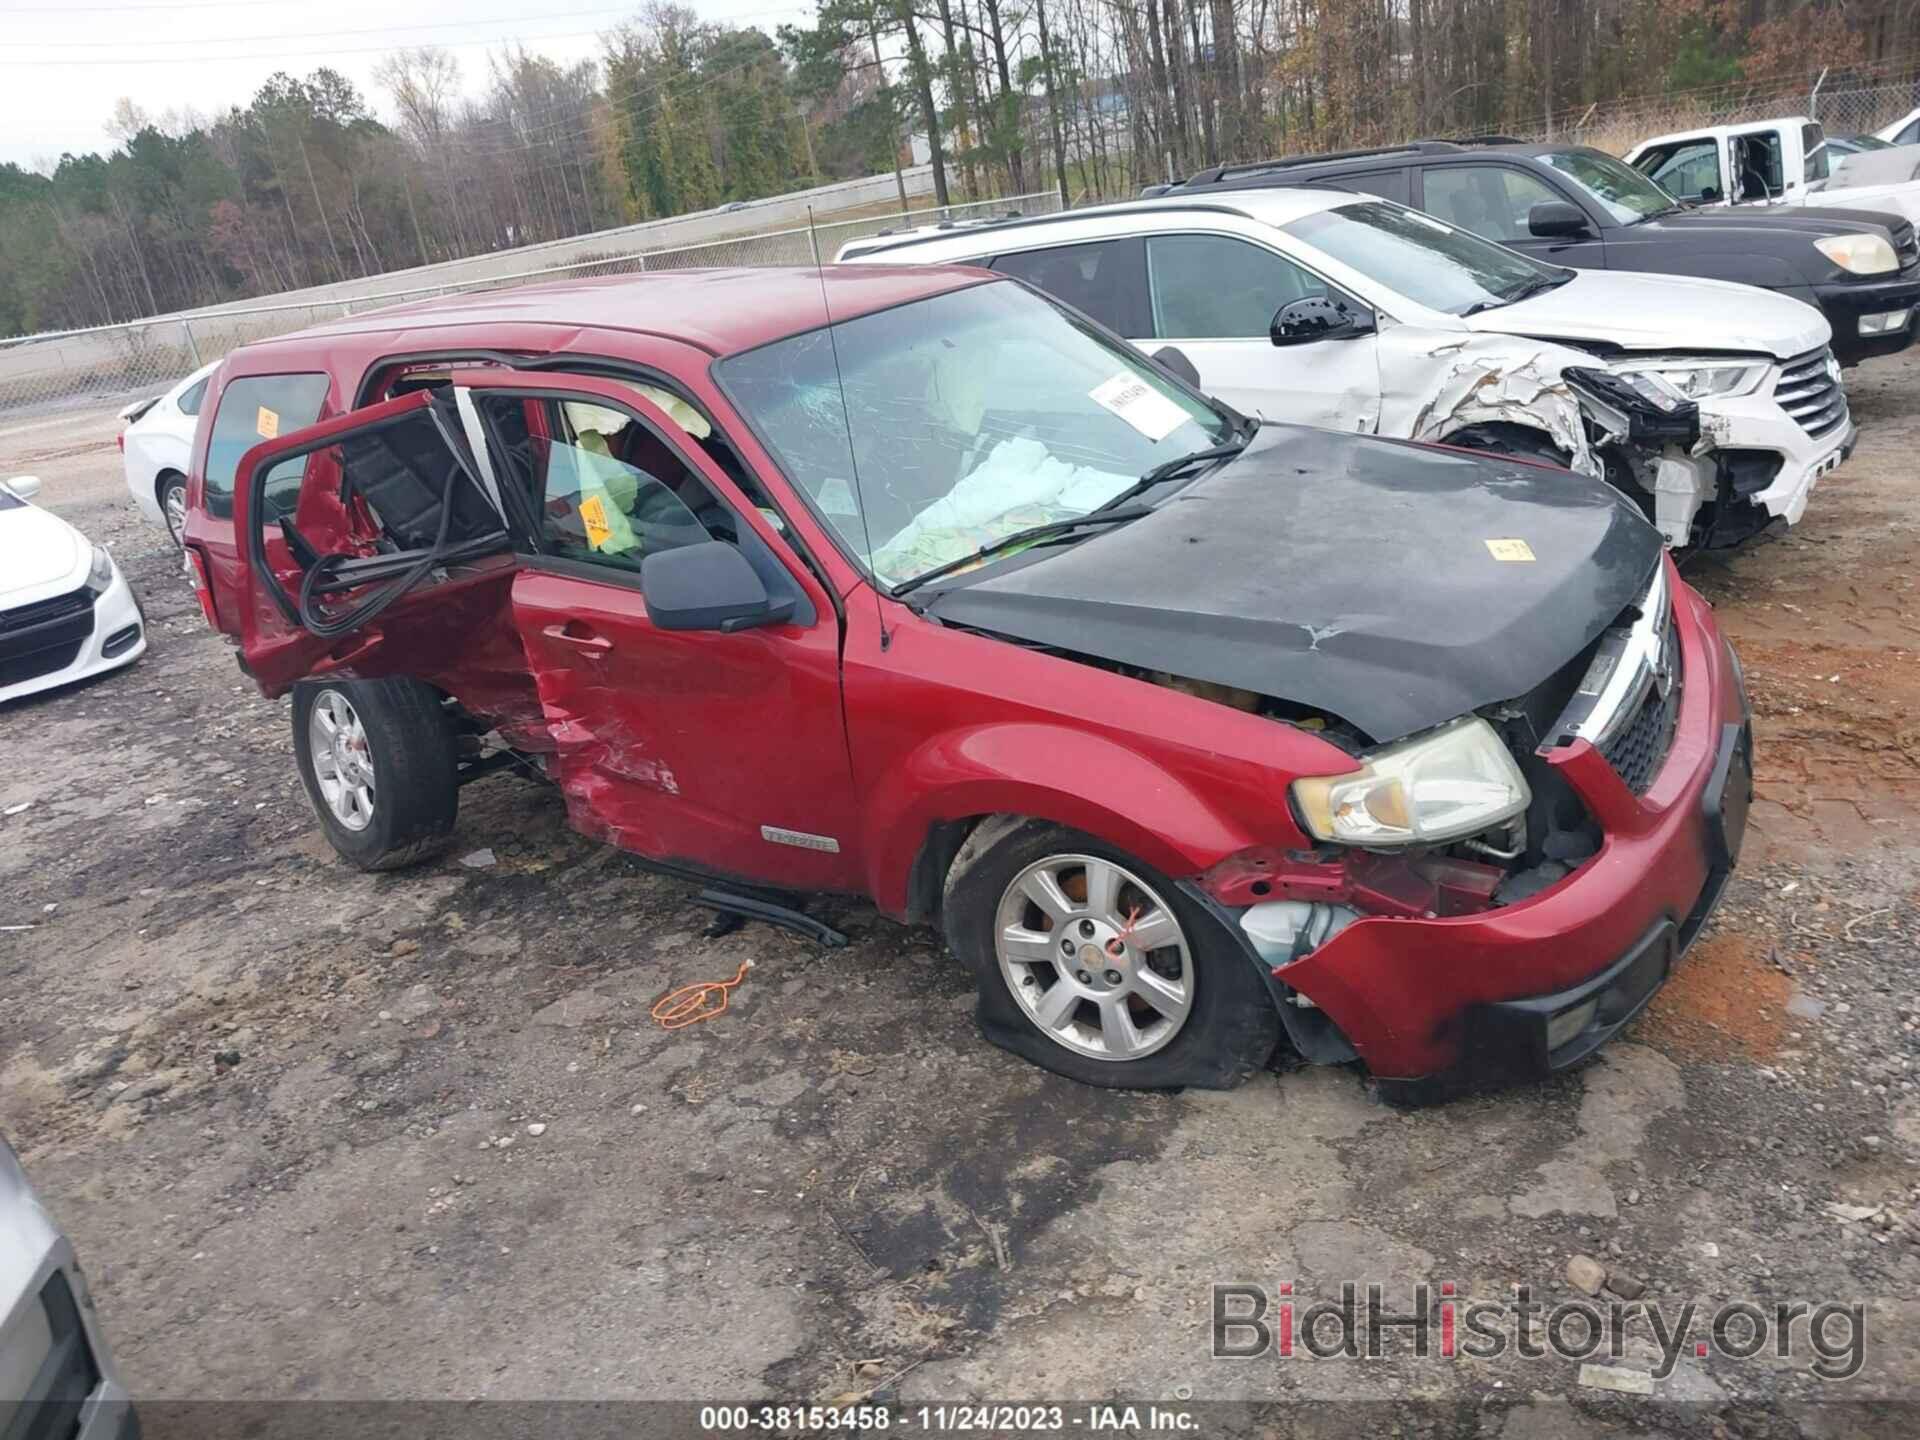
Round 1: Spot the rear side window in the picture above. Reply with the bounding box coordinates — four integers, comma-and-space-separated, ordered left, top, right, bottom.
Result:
1420, 165, 1562, 242
177, 376, 209, 416
990, 239, 1151, 337
1146, 235, 1329, 338
1329, 167, 1410, 204
204, 373, 330, 519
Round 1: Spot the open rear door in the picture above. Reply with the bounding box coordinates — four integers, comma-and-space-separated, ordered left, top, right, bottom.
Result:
233, 387, 517, 694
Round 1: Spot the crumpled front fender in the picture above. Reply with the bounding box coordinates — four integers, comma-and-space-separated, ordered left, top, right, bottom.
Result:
1382, 329, 1605, 478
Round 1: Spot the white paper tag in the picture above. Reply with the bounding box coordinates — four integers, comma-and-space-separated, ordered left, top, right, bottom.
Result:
1089, 373, 1190, 443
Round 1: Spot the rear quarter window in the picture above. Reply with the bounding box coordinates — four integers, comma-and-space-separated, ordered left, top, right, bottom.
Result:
203, 373, 330, 519
990, 238, 1152, 337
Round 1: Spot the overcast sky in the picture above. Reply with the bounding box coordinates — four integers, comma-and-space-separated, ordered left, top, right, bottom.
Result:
0, 0, 818, 169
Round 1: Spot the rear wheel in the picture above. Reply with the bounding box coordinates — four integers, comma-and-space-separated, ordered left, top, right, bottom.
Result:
291, 678, 458, 871
157, 472, 187, 546
944, 820, 1279, 1089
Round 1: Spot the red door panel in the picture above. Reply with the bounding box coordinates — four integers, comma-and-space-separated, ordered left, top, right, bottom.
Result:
512, 568, 860, 890
460, 372, 863, 891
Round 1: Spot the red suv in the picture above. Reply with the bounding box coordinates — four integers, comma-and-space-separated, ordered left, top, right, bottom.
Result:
181, 266, 1751, 1095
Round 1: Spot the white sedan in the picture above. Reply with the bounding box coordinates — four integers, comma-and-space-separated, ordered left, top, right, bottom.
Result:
120, 360, 215, 544
0, 476, 145, 704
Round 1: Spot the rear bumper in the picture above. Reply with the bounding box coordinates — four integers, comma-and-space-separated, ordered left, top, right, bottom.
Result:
1813, 275, 1920, 366
1274, 579, 1750, 1082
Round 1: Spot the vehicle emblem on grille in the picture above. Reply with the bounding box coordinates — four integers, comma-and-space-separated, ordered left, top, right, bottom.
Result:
1650, 630, 1676, 700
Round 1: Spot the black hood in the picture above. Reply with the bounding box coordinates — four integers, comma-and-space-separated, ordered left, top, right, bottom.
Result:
1615, 204, 1915, 285
923, 426, 1663, 743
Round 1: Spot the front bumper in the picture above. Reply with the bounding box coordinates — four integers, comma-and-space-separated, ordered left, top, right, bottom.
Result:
0, 567, 145, 706
1692, 381, 1853, 535
1813, 274, 1920, 366
1272, 577, 1750, 1082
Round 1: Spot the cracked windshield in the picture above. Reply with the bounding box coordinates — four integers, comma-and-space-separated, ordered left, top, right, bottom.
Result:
719, 281, 1231, 587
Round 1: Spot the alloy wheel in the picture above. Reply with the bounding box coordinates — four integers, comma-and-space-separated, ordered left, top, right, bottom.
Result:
994, 853, 1193, 1061
309, 690, 376, 831
162, 481, 187, 546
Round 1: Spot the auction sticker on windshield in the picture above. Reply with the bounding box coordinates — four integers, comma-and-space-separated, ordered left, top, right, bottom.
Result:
1485, 538, 1537, 562
1089, 374, 1190, 442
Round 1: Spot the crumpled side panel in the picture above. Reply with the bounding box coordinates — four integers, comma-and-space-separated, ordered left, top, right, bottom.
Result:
1379, 329, 1603, 478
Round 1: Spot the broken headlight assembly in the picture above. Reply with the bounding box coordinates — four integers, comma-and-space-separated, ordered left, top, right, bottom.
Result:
1815, 232, 1899, 276
1607, 357, 1769, 402
1291, 716, 1531, 848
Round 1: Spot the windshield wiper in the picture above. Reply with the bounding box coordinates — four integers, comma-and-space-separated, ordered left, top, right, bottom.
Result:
890, 507, 1150, 598
1462, 271, 1572, 315
1092, 426, 1253, 516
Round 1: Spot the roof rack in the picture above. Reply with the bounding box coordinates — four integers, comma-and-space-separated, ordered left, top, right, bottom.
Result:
1176, 140, 1461, 188
1431, 134, 1529, 146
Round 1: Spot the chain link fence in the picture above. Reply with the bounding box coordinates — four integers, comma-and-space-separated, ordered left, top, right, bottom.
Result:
0, 190, 1063, 426
1519, 74, 1920, 156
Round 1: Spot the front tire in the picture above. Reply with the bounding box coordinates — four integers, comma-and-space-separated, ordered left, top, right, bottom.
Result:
944, 821, 1280, 1089
291, 678, 458, 871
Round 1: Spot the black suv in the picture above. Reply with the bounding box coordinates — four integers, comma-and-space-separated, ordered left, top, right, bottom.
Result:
1148, 140, 1920, 367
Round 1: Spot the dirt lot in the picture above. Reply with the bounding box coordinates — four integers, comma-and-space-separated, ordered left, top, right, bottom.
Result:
4, 359, 1920, 1435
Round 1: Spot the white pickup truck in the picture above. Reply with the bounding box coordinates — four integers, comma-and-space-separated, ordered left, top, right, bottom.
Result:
1626, 116, 1920, 229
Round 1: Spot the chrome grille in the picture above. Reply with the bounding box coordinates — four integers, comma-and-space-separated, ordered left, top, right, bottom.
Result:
1775, 346, 1848, 441
1598, 616, 1682, 794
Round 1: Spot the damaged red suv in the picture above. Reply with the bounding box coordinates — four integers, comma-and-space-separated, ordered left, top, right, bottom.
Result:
181, 266, 1751, 1095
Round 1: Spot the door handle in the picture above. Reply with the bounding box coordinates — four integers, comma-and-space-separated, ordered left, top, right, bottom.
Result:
542, 622, 613, 656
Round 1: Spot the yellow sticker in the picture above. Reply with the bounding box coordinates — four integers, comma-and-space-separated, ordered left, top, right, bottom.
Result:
1485, 538, 1536, 563
579, 494, 612, 549
255, 406, 280, 439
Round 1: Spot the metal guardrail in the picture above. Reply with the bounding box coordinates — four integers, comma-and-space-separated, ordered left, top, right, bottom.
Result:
0, 190, 1063, 424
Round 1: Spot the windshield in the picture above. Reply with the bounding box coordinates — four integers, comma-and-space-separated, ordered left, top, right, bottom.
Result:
718, 281, 1231, 588
1537, 149, 1678, 223
1285, 200, 1563, 315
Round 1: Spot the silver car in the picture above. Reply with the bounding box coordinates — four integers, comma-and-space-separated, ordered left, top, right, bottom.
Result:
0, 1137, 136, 1440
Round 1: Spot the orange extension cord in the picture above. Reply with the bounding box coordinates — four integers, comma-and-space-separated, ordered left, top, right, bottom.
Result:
651, 959, 754, 1030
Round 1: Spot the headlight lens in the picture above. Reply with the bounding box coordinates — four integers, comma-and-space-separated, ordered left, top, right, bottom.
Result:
88, 544, 116, 590
1291, 716, 1532, 848
1815, 232, 1899, 275
1612, 358, 1770, 400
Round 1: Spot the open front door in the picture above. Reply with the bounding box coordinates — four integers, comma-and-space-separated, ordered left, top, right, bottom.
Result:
450, 369, 864, 894
234, 387, 517, 694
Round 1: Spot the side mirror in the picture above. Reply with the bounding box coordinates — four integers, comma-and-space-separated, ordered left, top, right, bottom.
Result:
641, 540, 794, 633
1527, 200, 1592, 238
3, 475, 42, 500
1151, 345, 1202, 388
1700, 185, 1722, 203
1270, 296, 1376, 347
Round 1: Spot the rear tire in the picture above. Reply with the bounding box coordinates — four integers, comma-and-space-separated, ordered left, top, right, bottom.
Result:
943, 820, 1279, 1089
157, 472, 187, 547
291, 678, 458, 871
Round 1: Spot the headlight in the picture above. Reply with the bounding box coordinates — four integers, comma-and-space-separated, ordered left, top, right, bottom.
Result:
1291, 716, 1531, 848
1815, 233, 1899, 275
88, 544, 116, 591
1611, 358, 1770, 400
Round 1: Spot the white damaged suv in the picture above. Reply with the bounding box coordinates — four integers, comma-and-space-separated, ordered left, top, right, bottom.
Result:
842, 189, 1851, 548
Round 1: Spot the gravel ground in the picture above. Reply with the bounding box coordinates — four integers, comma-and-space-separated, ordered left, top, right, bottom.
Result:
3, 357, 1919, 1436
